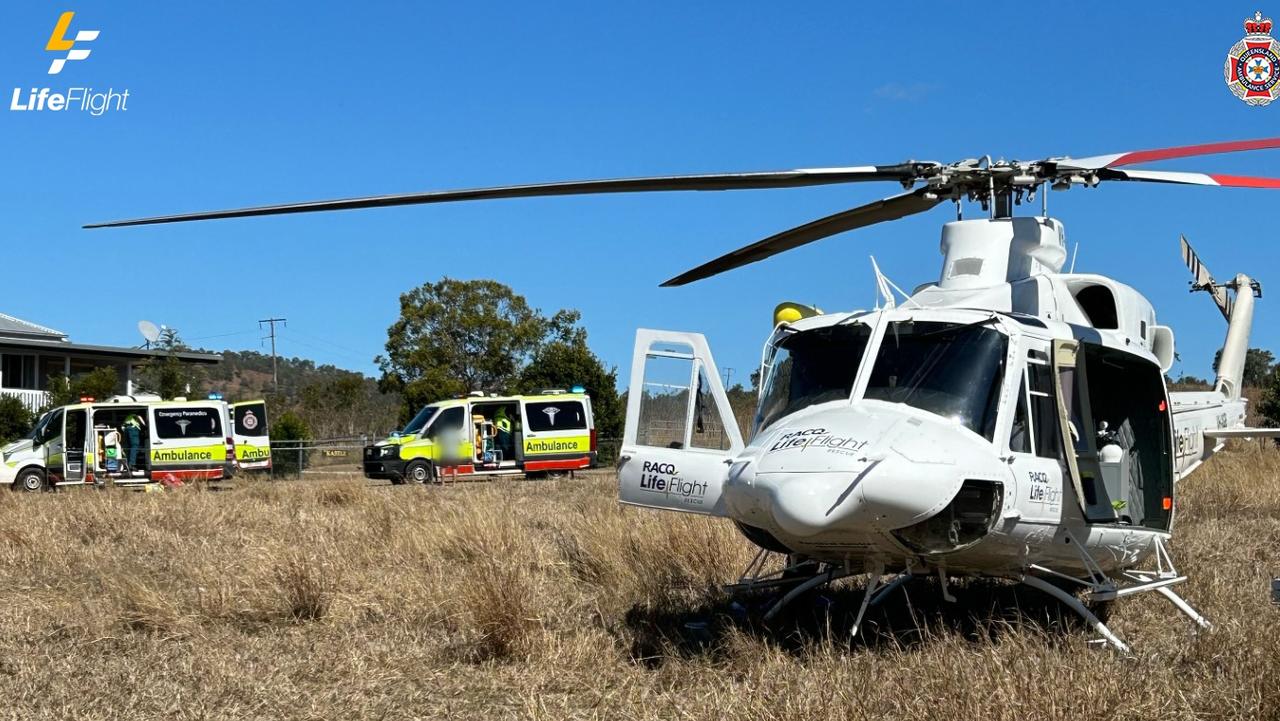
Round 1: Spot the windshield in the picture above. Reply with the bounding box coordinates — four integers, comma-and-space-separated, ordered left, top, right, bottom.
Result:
401, 405, 440, 435
864, 319, 1006, 440
755, 323, 873, 433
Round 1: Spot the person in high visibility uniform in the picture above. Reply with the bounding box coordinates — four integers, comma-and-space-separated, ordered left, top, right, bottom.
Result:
123, 413, 146, 471
494, 407, 513, 460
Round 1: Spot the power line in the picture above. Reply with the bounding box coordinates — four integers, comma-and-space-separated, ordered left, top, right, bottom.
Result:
259, 317, 287, 391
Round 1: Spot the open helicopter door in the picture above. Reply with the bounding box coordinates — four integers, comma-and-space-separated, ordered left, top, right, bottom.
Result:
618, 329, 744, 516
1051, 339, 1105, 519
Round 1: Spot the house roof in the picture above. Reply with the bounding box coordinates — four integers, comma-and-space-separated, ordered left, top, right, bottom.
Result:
0, 312, 66, 340
0, 337, 221, 364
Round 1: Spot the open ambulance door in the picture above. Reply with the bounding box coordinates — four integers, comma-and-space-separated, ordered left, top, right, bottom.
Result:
230, 400, 271, 470
46, 407, 88, 485
618, 329, 744, 516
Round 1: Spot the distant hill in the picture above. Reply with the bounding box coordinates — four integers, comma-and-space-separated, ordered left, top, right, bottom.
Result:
201, 349, 402, 439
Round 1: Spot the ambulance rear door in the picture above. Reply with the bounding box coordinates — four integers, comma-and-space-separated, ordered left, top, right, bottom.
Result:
149, 403, 227, 481
520, 396, 593, 471
230, 400, 271, 470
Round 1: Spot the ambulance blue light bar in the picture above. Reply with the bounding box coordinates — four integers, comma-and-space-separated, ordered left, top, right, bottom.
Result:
570, 385, 585, 393
208, 392, 223, 400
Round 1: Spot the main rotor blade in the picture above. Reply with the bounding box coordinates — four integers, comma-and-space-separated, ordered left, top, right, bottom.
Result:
661, 188, 942, 287
84, 165, 924, 229
1062, 137, 1280, 170
1099, 168, 1280, 188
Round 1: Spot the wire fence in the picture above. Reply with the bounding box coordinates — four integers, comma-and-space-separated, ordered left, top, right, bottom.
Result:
263, 436, 622, 479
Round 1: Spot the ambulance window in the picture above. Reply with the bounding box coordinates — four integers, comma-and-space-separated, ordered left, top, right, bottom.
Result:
525, 401, 587, 432
426, 407, 465, 439
154, 407, 223, 439
402, 406, 439, 435
233, 403, 268, 436
35, 409, 63, 442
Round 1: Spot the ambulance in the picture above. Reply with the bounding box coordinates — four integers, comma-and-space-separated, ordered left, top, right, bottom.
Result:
1, 395, 265, 491
363, 389, 596, 483
228, 399, 272, 472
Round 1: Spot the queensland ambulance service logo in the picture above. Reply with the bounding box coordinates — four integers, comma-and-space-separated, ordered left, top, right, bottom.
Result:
1226, 11, 1280, 106
45, 11, 99, 74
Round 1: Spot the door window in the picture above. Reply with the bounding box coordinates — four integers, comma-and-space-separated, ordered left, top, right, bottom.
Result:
233, 403, 268, 437
636, 347, 694, 449
154, 407, 223, 439
426, 406, 465, 440
525, 401, 586, 432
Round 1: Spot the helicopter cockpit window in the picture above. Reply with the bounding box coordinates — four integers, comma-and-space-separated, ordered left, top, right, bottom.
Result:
755, 323, 872, 433
864, 320, 1007, 440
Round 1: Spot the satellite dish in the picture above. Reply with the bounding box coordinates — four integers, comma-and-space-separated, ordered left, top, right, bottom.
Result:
138, 320, 161, 346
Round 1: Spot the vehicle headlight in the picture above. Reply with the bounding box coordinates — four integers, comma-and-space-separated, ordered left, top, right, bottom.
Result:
380, 446, 399, 458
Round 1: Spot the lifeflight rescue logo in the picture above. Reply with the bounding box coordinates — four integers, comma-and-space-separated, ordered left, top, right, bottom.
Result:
10, 11, 130, 116
45, 12, 99, 75
1225, 11, 1280, 106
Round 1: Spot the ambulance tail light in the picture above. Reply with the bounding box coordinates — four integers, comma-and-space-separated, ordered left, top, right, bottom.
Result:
226, 436, 236, 464
590, 429, 597, 452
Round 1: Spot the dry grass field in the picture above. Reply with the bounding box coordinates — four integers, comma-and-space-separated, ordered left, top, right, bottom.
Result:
2, 446, 1280, 720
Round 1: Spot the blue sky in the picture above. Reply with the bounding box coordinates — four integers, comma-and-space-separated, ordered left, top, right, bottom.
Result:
2, 2, 1278, 386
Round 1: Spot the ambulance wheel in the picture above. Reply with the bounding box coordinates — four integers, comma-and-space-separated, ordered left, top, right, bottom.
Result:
14, 468, 46, 493
405, 460, 434, 485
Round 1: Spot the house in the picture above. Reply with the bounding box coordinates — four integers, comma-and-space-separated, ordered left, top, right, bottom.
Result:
0, 312, 221, 412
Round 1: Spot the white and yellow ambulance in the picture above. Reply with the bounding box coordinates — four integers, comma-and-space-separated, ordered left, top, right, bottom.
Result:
1, 395, 264, 491
228, 399, 272, 471
363, 389, 596, 483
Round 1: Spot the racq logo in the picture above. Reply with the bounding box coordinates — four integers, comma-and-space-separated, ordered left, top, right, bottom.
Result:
10, 11, 130, 117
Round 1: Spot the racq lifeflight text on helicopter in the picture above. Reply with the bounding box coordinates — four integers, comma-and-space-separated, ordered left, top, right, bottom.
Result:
87, 136, 1280, 653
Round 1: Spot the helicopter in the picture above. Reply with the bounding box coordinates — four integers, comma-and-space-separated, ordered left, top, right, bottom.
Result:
88, 137, 1280, 652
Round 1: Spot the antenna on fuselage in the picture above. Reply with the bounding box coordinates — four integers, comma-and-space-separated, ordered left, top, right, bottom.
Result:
1069, 242, 1079, 273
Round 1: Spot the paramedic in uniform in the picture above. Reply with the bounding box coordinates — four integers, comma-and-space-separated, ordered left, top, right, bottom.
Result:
123, 413, 146, 472
494, 407, 514, 460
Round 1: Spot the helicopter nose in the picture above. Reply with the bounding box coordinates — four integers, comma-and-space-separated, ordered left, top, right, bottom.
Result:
730, 407, 1000, 541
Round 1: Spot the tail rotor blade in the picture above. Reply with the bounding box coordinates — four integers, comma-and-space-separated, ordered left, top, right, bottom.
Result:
661, 188, 942, 287
1181, 235, 1232, 320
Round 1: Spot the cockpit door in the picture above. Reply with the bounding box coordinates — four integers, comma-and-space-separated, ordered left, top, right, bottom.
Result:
1051, 339, 1089, 516
618, 329, 744, 516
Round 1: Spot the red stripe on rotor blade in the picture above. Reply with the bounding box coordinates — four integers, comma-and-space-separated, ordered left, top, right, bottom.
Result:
1110, 137, 1280, 167
1208, 174, 1280, 188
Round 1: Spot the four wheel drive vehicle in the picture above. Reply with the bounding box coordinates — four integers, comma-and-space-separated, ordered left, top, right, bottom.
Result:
364, 391, 596, 483
229, 400, 272, 471
1, 396, 266, 491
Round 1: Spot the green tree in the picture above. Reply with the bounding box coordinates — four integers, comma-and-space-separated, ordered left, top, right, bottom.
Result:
136, 328, 203, 399
270, 411, 311, 477
44, 366, 121, 408
517, 337, 623, 438
1212, 347, 1275, 388
377, 278, 580, 418
0, 396, 34, 444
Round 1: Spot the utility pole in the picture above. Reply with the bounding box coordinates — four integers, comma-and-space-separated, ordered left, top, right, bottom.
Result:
259, 317, 287, 391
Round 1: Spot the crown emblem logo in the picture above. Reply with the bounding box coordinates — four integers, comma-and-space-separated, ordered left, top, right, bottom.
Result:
1226, 11, 1280, 106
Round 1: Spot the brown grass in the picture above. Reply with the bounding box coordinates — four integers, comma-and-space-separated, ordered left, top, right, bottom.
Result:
1, 451, 1279, 719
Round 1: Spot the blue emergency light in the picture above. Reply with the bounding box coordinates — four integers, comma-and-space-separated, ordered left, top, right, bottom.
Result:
570, 385, 585, 394
207, 392, 223, 400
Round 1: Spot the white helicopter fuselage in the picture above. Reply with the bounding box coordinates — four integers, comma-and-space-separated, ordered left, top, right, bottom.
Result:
618, 217, 1255, 581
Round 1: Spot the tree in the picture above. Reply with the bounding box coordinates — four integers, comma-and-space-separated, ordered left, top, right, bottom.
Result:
270, 411, 311, 477
377, 278, 580, 417
44, 366, 120, 408
517, 338, 623, 438
300, 373, 399, 438
1212, 347, 1275, 388
1259, 364, 1280, 425
136, 328, 204, 399
0, 396, 33, 444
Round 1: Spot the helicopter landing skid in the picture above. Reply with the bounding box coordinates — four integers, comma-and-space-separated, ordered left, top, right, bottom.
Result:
1023, 535, 1210, 653
726, 552, 911, 633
